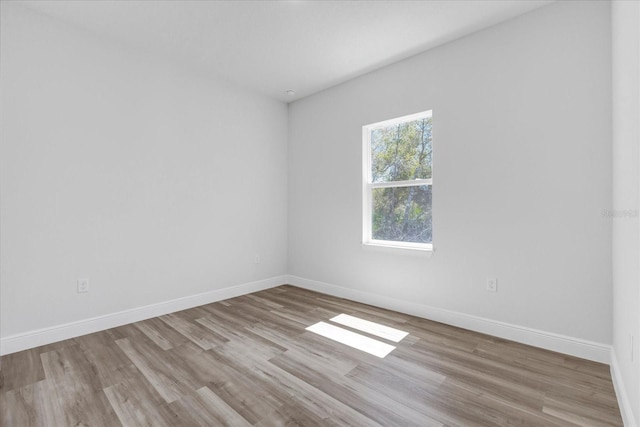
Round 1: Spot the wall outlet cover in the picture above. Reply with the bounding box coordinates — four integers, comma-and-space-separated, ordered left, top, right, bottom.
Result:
77, 278, 89, 293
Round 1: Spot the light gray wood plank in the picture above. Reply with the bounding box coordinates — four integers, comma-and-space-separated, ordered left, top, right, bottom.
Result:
0, 285, 623, 426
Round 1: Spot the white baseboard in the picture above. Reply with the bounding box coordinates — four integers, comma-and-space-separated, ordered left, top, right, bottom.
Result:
0, 276, 286, 356
285, 275, 611, 364
611, 350, 638, 427
1, 273, 613, 365
3, 274, 625, 418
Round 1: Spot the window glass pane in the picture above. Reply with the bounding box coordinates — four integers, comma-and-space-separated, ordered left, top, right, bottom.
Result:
372, 185, 432, 243
371, 117, 432, 183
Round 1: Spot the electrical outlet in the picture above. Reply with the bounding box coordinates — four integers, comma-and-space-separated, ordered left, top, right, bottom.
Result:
486, 278, 498, 292
77, 278, 89, 293
254, 254, 261, 264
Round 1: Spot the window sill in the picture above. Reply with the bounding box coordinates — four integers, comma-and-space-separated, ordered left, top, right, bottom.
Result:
362, 241, 434, 257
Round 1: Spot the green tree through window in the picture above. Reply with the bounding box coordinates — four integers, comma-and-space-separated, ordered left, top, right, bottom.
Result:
363, 111, 432, 248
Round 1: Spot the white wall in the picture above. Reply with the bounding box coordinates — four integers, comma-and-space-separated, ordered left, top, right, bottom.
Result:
612, 0, 640, 424
289, 1, 612, 345
1, 2, 634, 418
0, 4, 288, 339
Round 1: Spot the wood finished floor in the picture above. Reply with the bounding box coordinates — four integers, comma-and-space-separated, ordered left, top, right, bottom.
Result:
0, 285, 623, 426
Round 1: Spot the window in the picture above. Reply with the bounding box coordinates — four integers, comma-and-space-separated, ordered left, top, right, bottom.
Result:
362, 111, 433, 251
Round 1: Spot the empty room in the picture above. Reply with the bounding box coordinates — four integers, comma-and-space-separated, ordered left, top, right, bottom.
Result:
1, 0, 638, 425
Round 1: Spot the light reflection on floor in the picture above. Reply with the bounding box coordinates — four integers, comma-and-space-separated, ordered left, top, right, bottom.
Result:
305, 314, 408, 358
330, 313, 409, 342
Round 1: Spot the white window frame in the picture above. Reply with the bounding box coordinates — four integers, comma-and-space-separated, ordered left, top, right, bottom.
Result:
362, 110, 433, 252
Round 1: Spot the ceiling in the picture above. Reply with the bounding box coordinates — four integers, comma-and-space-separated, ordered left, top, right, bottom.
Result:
17, 0, 554, 103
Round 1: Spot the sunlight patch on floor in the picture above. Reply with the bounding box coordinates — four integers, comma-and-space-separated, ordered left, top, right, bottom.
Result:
330, 313, 409, 342
306, 321, 396, 358
305, 314, 409, 358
